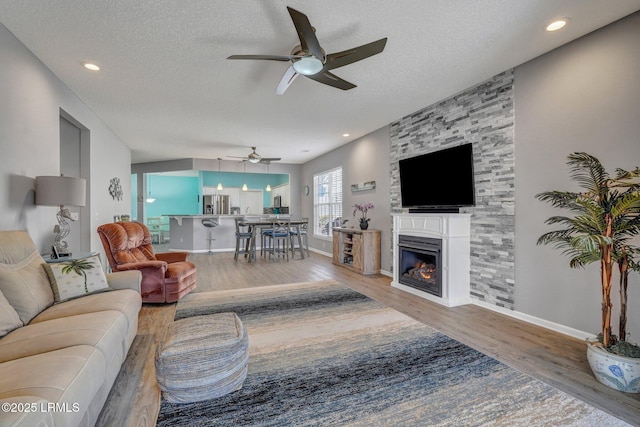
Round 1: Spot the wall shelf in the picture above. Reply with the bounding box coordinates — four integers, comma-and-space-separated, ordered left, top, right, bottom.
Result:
350, 181, 376, 192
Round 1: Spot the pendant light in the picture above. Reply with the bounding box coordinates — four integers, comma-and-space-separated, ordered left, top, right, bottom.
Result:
216, 158, 223, 190
146, 175, 156, 203
265, 162, 272, 192
242, 160, 248, 192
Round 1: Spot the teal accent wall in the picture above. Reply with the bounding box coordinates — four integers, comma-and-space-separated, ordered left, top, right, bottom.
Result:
136, 172, 289, 222
145, 175, 200, 219
201, 171, 289, 206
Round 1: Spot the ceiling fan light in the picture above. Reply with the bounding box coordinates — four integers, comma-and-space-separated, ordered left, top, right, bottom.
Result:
292, 56, 323, 76
248, 148, 262, 163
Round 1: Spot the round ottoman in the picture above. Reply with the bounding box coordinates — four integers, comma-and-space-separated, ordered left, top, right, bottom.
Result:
156, 312, 249, 403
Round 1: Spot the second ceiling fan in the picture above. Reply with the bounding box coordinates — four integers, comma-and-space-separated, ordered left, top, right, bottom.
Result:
227, 6, 387, 95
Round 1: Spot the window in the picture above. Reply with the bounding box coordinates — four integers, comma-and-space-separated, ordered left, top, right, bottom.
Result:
313, 167, 343, 238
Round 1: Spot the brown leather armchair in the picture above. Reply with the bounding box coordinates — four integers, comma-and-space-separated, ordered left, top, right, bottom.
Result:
97, 221, 196, 303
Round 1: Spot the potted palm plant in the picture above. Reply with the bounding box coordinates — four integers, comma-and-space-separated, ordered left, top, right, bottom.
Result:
536, 152, 640, 393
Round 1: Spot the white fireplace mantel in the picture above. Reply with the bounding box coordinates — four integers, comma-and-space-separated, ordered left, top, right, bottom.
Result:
392, 213, 471, 307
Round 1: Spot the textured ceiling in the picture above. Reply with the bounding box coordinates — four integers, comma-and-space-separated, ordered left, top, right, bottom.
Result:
1, 1, 639, 164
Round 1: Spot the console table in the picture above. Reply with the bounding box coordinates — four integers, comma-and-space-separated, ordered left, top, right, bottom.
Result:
332, 228, 381, 275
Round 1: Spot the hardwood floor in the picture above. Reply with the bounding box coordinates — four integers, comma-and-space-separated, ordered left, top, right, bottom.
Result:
101, 250, 640, 426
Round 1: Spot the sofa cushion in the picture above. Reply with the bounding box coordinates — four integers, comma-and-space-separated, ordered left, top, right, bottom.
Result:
0, 345, 105, 427
30, 289, 141, 332
42, 255, 110, 302
0, 231, 54, 324
105, 271, 142, 292
0, 290, 22, 337
0, 310, 129, 366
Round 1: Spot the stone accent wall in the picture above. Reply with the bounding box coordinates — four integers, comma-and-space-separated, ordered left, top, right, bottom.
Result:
389, 71, 515, 309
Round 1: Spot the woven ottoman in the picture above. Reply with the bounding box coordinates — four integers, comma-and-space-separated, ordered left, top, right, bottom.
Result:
156, 312, 249, 403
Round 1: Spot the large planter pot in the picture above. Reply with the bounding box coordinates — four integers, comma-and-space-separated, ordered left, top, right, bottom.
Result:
587, 342, 640, 393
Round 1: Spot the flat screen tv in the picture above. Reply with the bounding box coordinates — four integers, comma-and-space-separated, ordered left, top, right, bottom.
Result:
399, 143, 475, 210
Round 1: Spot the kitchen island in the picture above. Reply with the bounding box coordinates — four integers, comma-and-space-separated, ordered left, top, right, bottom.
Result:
168, 215, 258, 253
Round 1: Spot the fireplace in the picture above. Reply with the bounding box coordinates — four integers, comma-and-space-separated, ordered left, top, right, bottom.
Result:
398, 235, 442, 297
392, 213, 471, 307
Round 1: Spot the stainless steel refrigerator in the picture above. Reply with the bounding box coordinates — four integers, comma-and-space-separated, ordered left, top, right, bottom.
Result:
203, 195, 230, 215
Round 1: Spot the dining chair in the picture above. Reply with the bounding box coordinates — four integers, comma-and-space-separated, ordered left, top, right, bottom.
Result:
290, 217, 309, 257
262, 219, 291, 261
259, 216, 274, 258
234, 217, 253, 261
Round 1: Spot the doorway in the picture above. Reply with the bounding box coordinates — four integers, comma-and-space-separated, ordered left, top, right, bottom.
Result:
60, 111, 90, 252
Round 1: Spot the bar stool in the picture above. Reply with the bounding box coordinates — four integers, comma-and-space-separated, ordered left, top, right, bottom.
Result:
201, 218, 218, 253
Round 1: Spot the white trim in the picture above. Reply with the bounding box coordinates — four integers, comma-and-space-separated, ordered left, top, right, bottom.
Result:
471, 298, 594, 341
309, 247, 332, 258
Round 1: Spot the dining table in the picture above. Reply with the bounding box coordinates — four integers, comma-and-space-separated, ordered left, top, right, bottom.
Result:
239, 218, 308, 263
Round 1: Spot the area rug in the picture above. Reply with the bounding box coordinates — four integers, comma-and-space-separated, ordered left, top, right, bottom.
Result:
157, 280, 628, 426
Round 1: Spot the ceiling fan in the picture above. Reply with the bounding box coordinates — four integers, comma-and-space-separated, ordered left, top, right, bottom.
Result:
227, 6, 387, 95
228, 147, 281, 164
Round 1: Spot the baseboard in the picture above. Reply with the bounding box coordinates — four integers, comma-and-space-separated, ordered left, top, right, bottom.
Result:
309, 247, 332, 258
472, 299, 593, 341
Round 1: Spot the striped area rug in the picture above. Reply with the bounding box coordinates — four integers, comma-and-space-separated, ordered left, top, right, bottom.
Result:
157, 280, 628, 426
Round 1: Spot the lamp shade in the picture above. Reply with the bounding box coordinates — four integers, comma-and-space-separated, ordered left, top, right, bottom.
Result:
35, 175, 86, 207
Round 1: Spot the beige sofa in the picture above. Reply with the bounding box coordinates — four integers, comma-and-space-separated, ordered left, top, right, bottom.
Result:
0, 230, 142, 427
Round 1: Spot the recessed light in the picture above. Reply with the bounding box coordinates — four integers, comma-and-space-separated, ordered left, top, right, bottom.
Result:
342, 133, 350, 137
83, 62, 101, 71
546, 19, 568, 32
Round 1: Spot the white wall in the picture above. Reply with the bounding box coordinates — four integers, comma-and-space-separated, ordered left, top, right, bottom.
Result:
301, 126, 392, 272
514, 13, 640, 338
0, 23, 132, 254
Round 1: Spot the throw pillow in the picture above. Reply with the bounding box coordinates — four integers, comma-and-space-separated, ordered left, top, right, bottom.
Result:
43, 255, 110, 303
0, 290, 22, 337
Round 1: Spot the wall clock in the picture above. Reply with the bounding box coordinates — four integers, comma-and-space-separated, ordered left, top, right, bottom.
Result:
109, 177, 123, 201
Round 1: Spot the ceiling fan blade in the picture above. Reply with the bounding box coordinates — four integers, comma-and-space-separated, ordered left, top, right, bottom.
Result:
275, 66, 299, 95
287, 7, 324, 61
324, 38, 387, 71
227, 54, 299, 62
305, 71, 356, 91
259, 157, 282, 163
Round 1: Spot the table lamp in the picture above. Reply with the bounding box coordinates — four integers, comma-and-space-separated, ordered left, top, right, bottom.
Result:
35, 175, 86, 257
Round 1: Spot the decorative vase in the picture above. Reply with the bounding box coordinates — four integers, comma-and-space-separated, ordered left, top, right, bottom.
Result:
359, 218, 369, 230
587, 342, 640, 393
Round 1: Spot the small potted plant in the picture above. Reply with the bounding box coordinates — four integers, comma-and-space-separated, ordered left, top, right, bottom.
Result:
353, 203, 374, 230
536, 152, 640, 392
